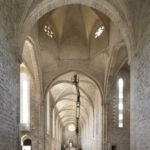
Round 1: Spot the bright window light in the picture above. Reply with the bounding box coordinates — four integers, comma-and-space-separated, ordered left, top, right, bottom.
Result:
119, 78, 123, 98
22, 79, 30, 124
23, 146, 31, 150
118, 103, 123, 110
119, 114, 123, 120
44, 24, 54, 38
95, 26, 104, 39
119, 122, 123, 128
68, 124, 75, 132
20, 69, 30, 130
118, 78, 124, 128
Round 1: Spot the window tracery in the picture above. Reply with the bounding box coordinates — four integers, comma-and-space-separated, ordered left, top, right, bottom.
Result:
44, 24, 54, 38
95, 26, 104, 39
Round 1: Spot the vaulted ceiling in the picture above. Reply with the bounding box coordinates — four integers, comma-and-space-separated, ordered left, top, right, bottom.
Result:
38, 4, 109, 60
50, 72, 101, 127
22, 4, 128, 131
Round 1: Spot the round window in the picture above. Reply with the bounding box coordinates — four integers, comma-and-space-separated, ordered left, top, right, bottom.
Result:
68, 124, 75, 132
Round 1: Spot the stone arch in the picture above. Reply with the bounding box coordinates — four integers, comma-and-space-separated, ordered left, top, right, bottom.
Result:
52, 90, 94, 110
56, 108, 88, 120
116, 64, 130, 90
63, 121, 82, 129
53, 95, 93, 110
44, 69, 103, 103
59, 115, 85, 125
47, 70, 102, 145
21, 135, 32, 146
25, 37, 42, 95
54, 99, 89, 117
63, 119, 83, 128
21, 37, 44, 150
46, 70, 102, 129
20, 0, 134, 62
22, 37, 41, 92
105, 41, 128, 94
51, 80, 97, 89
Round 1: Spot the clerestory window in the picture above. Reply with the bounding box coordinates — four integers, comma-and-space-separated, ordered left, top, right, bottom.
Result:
95, 26, 104, 39
118, 78, 124, 128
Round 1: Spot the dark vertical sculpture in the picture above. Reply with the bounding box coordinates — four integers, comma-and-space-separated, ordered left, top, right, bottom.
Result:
72, 74, 80, 149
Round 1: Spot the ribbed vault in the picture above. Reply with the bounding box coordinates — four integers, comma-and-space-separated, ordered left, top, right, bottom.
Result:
38, 4, 109, 60
49, 71, 101, 129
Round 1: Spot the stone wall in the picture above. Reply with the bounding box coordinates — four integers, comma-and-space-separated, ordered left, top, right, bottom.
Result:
20, 24, 44, 150
1, 1, 150, 150
44, 93, 62, 150
131, 50, 150, 149
81, 90, 102, 150
0, 45, 20, 150
131, 45, 150, 150
0, 1, 20, 150
20, 73, 42, 150
130, 1, 150, 150
107, 65, 130, 150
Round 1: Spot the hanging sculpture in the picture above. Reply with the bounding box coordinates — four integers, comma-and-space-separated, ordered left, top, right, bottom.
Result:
72, 74, 81, 149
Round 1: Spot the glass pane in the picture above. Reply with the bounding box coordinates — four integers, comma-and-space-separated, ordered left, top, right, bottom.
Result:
22, 79, 29, 124
118, 78, 124, 128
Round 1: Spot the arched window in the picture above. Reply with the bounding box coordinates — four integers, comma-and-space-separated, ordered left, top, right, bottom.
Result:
21, 135, 32, 150
47, 92, 50, 134
95, 26, 105, 39
20, 64, 30, 130
118, 78, 124, 128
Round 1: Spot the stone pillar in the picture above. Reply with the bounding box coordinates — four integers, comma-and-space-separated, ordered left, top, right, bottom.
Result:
0, 44, 20, 150
0, 2, 21, 149
130, 46, 150, 150
130, 1, 150, 149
